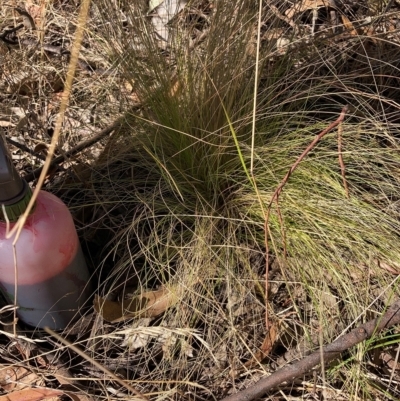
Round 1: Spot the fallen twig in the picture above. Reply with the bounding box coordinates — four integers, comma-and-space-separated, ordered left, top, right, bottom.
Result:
220, 299, 400, 401
5, 136, 66, 174
23, 117, 124, 182
14, 7, 36, 30
6, 137, 47, 162
0, 23, 24, 46
264, 105, 349, 329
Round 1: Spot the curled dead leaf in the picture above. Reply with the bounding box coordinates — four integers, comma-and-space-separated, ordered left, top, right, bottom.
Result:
246, 323, 279, 367
94, 287, 178, 323
377, 260, 400, 275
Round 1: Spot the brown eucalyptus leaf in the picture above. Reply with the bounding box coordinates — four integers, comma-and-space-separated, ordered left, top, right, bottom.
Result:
0, 388, 63, 401
94, 287, 178, 323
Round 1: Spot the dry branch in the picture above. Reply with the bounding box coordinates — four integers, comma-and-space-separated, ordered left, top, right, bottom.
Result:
6, 137, 47, 162
220, 300, 400, 401
23, 118, 124, 182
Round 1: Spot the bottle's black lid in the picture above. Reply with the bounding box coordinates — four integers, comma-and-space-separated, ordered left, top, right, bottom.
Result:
0, 134, 32, 222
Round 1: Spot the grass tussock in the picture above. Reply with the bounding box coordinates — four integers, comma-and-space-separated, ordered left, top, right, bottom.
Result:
50, 0, 400, 399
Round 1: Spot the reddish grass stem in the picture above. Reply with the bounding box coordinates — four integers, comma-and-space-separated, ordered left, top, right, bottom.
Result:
264, 105, 349, 330
338, 118, 349, 198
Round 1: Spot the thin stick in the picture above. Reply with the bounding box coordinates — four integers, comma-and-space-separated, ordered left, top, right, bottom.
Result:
5, 137, 54, 163
0, 23, 24, 44
6, 136, 66, 175
45, 328, 148, 400
220, 300, 400, 401
264, 106, 349, 329
23, 118, 123, 182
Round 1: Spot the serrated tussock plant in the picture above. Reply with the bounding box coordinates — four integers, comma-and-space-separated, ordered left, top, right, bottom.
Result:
85, 0, 400, 398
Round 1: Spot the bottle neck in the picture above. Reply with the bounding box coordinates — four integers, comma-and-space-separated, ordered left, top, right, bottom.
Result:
0, 184, 34, 222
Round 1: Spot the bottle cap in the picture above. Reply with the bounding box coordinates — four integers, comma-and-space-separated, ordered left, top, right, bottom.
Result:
0, 134, 33, 222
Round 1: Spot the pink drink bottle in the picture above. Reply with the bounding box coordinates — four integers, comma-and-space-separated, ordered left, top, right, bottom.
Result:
0, 134, 92, 329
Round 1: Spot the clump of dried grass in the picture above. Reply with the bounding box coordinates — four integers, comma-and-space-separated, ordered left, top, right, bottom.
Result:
55, 2, 398, 400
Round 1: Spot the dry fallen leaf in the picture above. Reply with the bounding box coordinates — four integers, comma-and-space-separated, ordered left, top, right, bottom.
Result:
340, 13, 358, 36
244, 322, 279, 369
93, 296, 123, 322
377, 259, 400, 275
285, 0, 330, 20
0, 366, 44, 392
94, 287, 178, 323
0, 388, 63, 401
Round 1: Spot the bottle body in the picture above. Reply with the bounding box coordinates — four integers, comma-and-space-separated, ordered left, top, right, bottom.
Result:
0, 191, 92, 329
